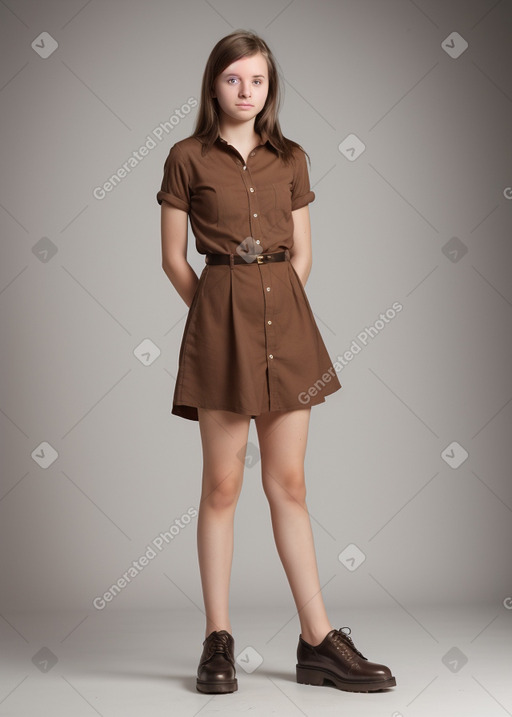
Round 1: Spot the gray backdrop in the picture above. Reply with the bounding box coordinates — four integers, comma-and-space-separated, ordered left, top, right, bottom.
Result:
1, 0, 511, 619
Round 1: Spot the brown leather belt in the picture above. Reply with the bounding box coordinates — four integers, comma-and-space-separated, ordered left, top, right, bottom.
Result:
205, 250, 288, 265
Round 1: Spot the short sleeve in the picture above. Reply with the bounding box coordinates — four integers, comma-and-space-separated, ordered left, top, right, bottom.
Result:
291, 148, 315, 211
156, 143, 190, 212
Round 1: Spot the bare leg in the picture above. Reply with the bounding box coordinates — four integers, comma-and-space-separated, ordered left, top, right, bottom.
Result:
254, 407, 333, 646
197, 408, 250, 638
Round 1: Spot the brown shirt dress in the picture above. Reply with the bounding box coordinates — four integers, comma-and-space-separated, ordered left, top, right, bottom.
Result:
157, 132, 342, 421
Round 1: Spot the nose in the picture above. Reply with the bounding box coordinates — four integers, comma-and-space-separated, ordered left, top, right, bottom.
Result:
239, 81, 251, 98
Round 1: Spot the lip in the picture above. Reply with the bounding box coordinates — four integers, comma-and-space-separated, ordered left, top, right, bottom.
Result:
235, 103, 254, 107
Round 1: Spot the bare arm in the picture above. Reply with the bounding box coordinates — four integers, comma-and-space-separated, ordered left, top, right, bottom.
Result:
289, 205, 313, 286
161, 203, 199, 308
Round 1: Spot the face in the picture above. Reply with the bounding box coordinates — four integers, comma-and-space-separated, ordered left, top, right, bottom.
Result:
212, 52, 269, 125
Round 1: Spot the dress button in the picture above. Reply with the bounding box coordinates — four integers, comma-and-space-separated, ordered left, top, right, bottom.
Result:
256, 239, 261, 244
242, 165, 247, 170
266, 286, 271, 292
267, 320, 272, 325
250, 187, 255, 192
250, 152, 255, 156
269, 354, 274, 359
253, 213, 258, 218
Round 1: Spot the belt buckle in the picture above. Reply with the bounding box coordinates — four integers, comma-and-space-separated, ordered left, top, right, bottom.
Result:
256, 254, 265, 264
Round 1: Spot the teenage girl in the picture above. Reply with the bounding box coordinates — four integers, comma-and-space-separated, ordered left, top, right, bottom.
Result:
158, 29, 395, 695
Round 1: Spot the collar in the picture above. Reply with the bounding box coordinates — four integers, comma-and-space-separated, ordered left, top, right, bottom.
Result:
215, 130, 279, 152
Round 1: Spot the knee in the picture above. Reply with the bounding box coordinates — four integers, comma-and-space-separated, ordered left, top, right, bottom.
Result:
263, 468, 306, 506
201, 472, 242, 510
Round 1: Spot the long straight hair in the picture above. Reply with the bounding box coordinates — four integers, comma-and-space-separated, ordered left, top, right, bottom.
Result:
193, 30, 307, 164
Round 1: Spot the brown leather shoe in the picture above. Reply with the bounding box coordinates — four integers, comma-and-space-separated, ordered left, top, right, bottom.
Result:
196, 630, 238, 693
296, 626, 396, 692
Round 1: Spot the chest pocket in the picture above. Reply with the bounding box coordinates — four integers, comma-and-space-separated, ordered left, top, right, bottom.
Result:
260, 182, 292, 232
215, 181, 293, 232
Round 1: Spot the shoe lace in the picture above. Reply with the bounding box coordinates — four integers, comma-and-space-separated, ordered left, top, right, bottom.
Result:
205, 631, 234, 665
332, 626, 367, 660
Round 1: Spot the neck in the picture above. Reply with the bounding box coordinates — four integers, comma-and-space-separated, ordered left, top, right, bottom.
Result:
218, 114, 259, 146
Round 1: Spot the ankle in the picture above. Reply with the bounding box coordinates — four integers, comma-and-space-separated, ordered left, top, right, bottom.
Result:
205, 625, 232, 638
300, 626, 332, 646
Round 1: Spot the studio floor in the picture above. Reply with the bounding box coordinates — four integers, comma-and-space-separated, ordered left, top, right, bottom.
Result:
0, 604, 510, 716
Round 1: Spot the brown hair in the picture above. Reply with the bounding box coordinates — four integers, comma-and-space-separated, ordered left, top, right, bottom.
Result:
193, 30, 307, 164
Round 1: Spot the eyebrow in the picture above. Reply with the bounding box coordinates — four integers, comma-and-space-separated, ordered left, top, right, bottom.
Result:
223, 73, 266, 78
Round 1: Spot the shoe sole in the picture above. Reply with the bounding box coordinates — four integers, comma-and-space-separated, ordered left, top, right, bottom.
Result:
196, 678, 238, 694
296, 665, 396, 692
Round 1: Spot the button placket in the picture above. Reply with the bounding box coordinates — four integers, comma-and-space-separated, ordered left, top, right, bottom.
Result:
260, 265, 278, 410
223, 142, 265, 249
242, 162, 262, 247
223, 140, 281, 410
